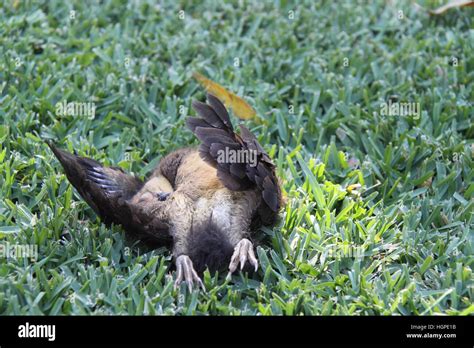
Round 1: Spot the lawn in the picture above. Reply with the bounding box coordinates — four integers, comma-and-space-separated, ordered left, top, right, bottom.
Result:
0, 0, 472, 315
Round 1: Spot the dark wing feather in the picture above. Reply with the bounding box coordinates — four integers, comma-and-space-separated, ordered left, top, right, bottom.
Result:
186, 117, 212, 133
47, 142, 170, 245
186, 93, 282, 213
191, 101, 229, 130
207, 93, 233, 130
194, 127, 236, 147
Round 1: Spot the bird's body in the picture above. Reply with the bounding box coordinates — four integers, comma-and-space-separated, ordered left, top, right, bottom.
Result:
48, 94, 282, 290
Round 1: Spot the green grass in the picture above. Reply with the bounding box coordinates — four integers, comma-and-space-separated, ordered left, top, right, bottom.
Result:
0, 0, 472, 315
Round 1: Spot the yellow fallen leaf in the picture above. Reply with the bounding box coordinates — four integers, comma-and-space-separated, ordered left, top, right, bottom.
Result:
193, 72, 256, 120
427, 0, 474, 15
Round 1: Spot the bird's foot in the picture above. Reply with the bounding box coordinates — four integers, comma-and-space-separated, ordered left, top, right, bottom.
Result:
174, 255, 204, 292
228, 238, 258, 275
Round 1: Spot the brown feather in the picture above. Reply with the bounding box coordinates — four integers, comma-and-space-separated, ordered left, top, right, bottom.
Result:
188, 94, 282, 213
47, 142, 171, 246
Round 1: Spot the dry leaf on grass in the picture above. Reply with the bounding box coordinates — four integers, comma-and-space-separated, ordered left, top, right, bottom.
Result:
423, 0, 474, 15
193, 72, 256, 120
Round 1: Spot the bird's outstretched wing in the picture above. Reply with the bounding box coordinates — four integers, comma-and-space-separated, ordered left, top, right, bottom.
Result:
47, 142, 170, 245
186, 93, 282, 213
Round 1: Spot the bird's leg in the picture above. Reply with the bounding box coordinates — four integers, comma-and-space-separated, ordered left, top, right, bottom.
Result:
174, 254, 204, 292
224, 192, 260, 277
228, 238, 258, 275
168, 191, 204, 292
171, 231, 205, 292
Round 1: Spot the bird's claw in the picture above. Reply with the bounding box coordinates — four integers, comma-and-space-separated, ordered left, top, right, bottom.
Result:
174, 255, 204, 292
228, 238, 258, 275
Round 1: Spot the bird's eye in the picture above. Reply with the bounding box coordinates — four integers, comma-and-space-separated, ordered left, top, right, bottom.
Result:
155, 192, 170, 201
